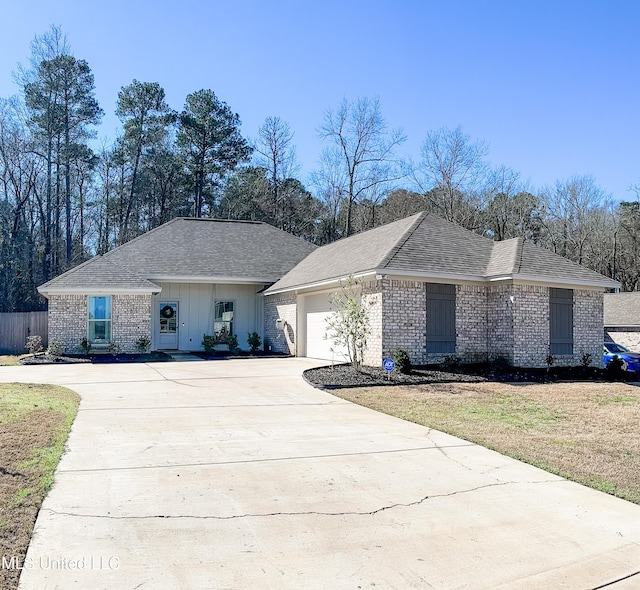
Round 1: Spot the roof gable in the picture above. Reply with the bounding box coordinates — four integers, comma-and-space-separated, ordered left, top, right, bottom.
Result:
263, 213, 424, 292
38, 256, 160, 293
266, 212, 619, 293
103, 218, 317, 280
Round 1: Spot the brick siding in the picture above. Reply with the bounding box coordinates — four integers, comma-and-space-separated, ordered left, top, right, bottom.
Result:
47, 293, 152, 354
48, 295, 87, 353
381, 279, 427, 363
264, 293, 297, 354
112, 294, 152, 353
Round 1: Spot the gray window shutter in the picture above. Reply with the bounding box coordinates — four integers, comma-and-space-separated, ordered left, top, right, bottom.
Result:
550, 288, 573, 355
427, 283, 456, 353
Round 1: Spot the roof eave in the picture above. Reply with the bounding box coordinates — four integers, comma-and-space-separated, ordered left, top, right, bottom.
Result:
145, 275, 278, 284
509, 273, 620, 289
265, 271, 378, 295
37, 286, 162, 297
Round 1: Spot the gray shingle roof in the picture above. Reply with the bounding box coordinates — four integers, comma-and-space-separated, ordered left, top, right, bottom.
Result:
604, 293, 640, 327
38, 256, 161, 292
103, 218, 317, 279
39, 218, 317, 293
266, 212, 619, 293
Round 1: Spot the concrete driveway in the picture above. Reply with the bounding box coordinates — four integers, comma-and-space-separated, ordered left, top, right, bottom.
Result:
1, 358, 640, 589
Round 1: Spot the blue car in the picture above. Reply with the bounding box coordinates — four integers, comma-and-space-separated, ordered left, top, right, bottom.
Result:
603, 342, 640, 372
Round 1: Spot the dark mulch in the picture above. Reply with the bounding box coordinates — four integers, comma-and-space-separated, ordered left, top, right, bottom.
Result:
88, 352, 172, 363
304, 363, 624, 389
19, 354, 90, 365
192, 351, 291, 360
20, 352, 172, 365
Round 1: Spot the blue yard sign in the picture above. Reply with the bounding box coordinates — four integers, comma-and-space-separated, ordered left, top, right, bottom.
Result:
383, 358, 395, 372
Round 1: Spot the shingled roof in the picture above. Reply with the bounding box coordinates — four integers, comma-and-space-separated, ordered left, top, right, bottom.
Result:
39, 218, 317, 294
38, 256, 161, 294
604, 293, 640, 327
266, 212, 619, 293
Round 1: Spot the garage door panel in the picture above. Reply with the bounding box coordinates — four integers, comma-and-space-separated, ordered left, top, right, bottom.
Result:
305, 294, 349, 361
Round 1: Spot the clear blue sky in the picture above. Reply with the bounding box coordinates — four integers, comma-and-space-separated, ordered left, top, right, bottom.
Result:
1, 0, 639, 200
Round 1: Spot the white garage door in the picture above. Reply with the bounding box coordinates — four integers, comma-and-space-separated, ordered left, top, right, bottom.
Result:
305, 293, 349, 362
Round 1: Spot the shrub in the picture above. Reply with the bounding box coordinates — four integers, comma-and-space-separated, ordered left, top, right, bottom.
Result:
606, 355, 625, 378
79, 337, 92, 354
580, 351, 593, 367
108, 342, 119, 354
47, 341, 66, 358
325, 276, 370, 371
247, 332, 261, 353
227, 334, 239, 353
25, 335, 44, 355
136, 335, 151, 353
202, 334, 216, 353
545, 354, 555, 370
442, 355, 461, 372
490, 356, 512, 373
392, 348, 412, 374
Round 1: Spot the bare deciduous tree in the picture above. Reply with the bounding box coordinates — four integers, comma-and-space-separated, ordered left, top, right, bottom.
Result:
316, 97, 406, 236
253, 116, 298, 229
415, 126, 489, 229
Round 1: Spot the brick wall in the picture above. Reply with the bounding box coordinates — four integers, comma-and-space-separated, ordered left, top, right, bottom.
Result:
456, 284, 488, 364
512, 285, 549, 367
381, 279, 427, 363
361, 280, 383, 366
264, 293, 297, 354
572, 289, 604, 368
48, 294, 87, 353
48, 293, 152, 354
112, 294, 152, 353
486, 284, 514, 364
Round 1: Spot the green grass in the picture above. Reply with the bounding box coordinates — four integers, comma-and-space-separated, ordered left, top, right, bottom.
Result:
453, 394, 564, 429
0, 382, 80, 590
595, 394, 637, 406
0, 355, 22, 366
332, 381, 640, 505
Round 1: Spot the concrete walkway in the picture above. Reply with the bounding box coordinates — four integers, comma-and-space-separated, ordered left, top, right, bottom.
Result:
1, 358, 639, 589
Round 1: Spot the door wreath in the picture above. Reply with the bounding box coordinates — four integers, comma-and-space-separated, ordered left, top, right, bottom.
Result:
160, 305, 175, 319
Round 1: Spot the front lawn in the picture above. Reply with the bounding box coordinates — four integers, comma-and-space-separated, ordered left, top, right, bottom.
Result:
0, 383, 80, 590
0, 356, 23, 366
329, 381, 640, 505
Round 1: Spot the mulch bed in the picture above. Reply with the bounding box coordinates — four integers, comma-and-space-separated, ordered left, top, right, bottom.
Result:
304, 363, 624, 389
19, 352, 172, 365
192, 351, 291, 360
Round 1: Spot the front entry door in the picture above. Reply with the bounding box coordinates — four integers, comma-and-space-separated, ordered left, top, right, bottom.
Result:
158, 302, 179, 349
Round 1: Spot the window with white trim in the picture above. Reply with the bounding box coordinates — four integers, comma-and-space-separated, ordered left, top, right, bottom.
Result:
214, 301, 234, 343
88, 296, 112, 344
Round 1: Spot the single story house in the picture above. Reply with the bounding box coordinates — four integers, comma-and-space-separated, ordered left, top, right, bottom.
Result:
604, 292, 640, 350
39, 211, 618, 367
263, 212, 619, 368
38, 218, 317, 353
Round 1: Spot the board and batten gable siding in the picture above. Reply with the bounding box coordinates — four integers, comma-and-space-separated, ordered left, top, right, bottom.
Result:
152, 282, 264, 352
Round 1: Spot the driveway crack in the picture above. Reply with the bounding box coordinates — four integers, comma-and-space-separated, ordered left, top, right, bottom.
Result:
42, 479, 559, 521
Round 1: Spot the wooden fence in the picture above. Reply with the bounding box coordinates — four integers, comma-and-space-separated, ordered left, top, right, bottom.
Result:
0, 311, 48, 354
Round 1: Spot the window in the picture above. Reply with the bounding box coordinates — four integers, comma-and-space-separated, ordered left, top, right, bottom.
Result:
426, 283, 456, 353
550, 288, 573, 355
214, 301, 234, 343
88, 296, 111, 344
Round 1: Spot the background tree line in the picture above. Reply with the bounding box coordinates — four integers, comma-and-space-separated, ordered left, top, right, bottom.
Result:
1, 27, 638, 312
